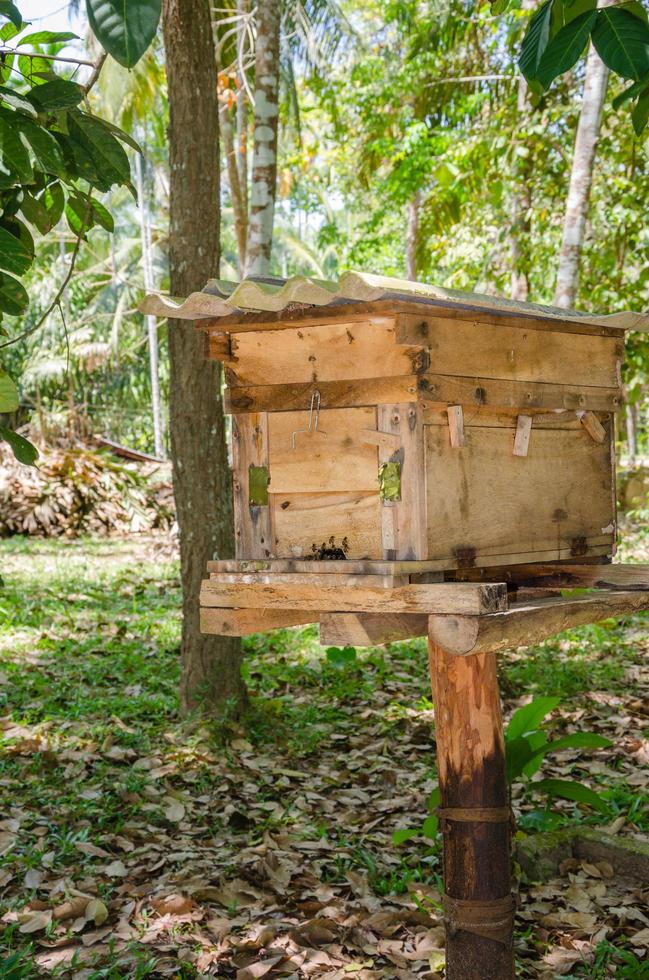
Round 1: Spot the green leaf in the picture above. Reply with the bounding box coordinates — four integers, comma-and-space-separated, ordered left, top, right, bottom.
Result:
533, 777, 610, 812
94, 115, 142, 153
86, 0, 162, 68
543, 733, 612, 753
0, 1, 22, 28
392, 827, 419, 845
421, 814, 439, 839
71, 113, 131, 184
20, 190, 51, 233
42, 181, 64, 227
520, 0, 554, 84
0, 425, 38, 465
0, 368, 18, 411
14, 116, 65, 176
66, 195, 92, 238
0, 113, 32, 182
592, 7, 649, 80
0, 269, 28, 315
19, 31, 79, 44
90, 197, 114, 232
0, 86, 37, 116
612, 76, 648, 108
0, 223, 33, 275
505, 696, 560, 741
632, 85, 649, 132
27, 79, 85, 111
537, 10, 597, 88
325, 645, 357, 667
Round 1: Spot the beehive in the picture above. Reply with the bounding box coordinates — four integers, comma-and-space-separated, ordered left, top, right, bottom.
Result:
142, 273, 645, 572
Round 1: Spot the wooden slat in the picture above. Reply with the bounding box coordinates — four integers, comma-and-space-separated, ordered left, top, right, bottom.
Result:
209, 571, 408, 587
200, 580, 508, 615
449, 562, 649, 590
579, 410, 607, 444
268, 407, 378, 493
377, 403, 427, 560
232, 413, 272, 559
429, 590, 649, 656
200, 607, 313, 636
397, 314, 622, 388
513, 415, 532, 457
418, 374, 620, 413
224, 376, 419, 413
424, 406, 585, 429
319, 612, 428, 646
269, 490, 382, 560
425, 421, 615, 562
446, 405, 466, 448
225, 319, 427, 387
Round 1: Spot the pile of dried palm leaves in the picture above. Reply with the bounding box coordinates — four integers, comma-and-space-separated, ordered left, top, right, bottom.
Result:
0, 444, 174, 537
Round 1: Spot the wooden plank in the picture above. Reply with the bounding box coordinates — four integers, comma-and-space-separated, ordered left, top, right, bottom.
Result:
319, 612, 428, 645
428, 590, 649, 656
425, 421, 615, 563
268, 407, 378, 492
377, 403, 427, 560
424, 406, 585, 429
398, 314, 622, 388
200, 580, 509, 615
209, 571, 408, 588
197, 299, 628, 338
449, 562, 649, 590
224, 376, 419, 414
232, 413, 272, 559
447, 405, 466, 448
269, 490, 382, 559
513, 415, 532, 457
200, 606, 313, 636
418, 374, 621, 413
579, 410, 607, 443
224, 319, 428, 387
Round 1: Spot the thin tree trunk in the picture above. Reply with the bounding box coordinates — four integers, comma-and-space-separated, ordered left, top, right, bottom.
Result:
162, 0, 247, 718
406, 190, 421, 281
135, 149, 164, 458
553, 37, 609, 309
236, 0, 249, 223
510, 7, 534, 303
626, 401, 637, 463
244, 0, 281, 276
220, 104, 248, 276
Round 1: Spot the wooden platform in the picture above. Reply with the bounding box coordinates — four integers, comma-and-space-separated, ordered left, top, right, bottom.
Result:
201, 561, 649, 650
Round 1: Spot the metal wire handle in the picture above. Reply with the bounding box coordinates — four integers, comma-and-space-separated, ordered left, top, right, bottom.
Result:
291, 390, 326, 449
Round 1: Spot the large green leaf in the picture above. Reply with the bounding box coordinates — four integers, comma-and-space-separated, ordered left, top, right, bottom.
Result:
0, 270, 28, 315
0, 425, 38, 465
592, 6, 649, 80
0, 86, 37, 116
533, 777, 610, 812
15, 116, 65, 176
0, 368, 18, 412
86, 0, 162, 68
0, 113, 32, 182
42, 181, 65, 227
71, 113, 131, 185
0, 223, 33, 275
0, 1, 22, 28
632, 85, 649, 132
537, 10, 597, 88
20, 30, 79, 44
20, 189, 51, 234
505, 696, 560, 741
27, 79, 85, 111
520, 0, 554, 84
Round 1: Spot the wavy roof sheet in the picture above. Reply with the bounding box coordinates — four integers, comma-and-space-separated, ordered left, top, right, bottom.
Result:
140, 271, 648, 330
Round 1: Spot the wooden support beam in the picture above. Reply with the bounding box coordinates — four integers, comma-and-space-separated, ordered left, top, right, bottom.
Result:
319, 612, 428, 646
449, 562, 649, 590
200, 607, 313, 636
200, 580, 508, 615
428, 639, 514, 979
209, 571, 407, 588
429, 590, 649, 656
208, 558, 445, 576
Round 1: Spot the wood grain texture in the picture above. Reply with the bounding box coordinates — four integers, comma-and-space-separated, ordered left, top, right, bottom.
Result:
225, 319, 427, 386
200, 606, 313, 636
417, 373, 621, 413
209, 571, 408, 588
446, 562, 649, 589
429, 590, 649, 655
200, 580, 508, 614
269, 490, 382, 559
428, 640, 513, 979
377, 403, 427, 560
425, 420, 615, 562
319, 612, 428, 645
398, 314, 622, 387
224, 376, 419, 413
232, 413, 273, 559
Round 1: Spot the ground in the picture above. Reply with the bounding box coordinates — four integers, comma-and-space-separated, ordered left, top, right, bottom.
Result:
0, 529, 648, 979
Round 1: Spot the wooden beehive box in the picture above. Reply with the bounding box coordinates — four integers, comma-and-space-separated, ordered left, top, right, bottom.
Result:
198, 293, 624, 572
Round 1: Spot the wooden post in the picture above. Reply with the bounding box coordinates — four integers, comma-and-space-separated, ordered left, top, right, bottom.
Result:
428, 638, 515, 980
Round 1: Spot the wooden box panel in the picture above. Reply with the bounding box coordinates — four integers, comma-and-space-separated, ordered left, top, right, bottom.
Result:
270, 491, 382, 559
424, 415, 615, 565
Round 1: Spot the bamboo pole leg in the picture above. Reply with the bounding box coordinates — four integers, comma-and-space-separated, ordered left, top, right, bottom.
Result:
428, 638, 515, 980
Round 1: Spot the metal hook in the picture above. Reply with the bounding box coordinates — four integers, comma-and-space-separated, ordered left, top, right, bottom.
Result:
291, 389, 326, 449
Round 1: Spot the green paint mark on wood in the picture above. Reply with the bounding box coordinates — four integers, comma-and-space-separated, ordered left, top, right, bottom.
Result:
249, 465, 269, 506
379, 461, 401, 502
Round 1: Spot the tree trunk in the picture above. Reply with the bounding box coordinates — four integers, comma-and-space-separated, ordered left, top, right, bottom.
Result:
510, 6, 534, 303
162, 0, 247, 718
406, 190, 421, 281
244, 0, 281, 276
220, 103, 248, 276
553, 37, 609, 309
135, 148, 164, 458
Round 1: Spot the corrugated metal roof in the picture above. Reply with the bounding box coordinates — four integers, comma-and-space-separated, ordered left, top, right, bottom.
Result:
139, 271, 649, 330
